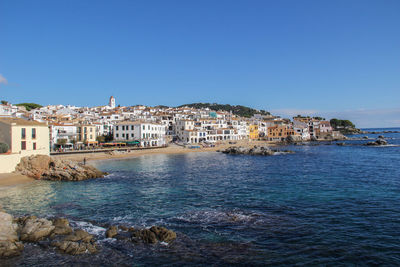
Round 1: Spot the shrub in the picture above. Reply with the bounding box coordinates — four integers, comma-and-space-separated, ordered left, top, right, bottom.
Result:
0, 143, 9, 153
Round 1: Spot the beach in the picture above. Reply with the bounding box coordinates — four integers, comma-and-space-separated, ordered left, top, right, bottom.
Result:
53, 140, 275, 162
0, 173, 34, 187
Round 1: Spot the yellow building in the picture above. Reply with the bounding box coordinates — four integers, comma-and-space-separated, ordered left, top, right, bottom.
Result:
0, 117, 49, 173
249, 124, 259, 140
77, 124, 98, 145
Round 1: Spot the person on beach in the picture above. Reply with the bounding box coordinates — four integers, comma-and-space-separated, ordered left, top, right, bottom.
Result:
83, 157, 86, 165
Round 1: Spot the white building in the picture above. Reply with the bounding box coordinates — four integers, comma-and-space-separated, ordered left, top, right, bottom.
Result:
109, 96, 116, 109
113, 121, 166, 147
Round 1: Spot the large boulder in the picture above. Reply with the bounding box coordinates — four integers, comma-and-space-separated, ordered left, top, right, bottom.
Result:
0, 212, 24, 258
105, 226, 118, 238
51, 218, 73, 236
20, 216, 55, 242
52, 229, 98, 255
364, 138, 388, 146
130, 226, 177, 244
15, 155, 106, 181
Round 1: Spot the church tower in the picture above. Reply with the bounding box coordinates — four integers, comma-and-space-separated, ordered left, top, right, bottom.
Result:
109, 96, 116, 109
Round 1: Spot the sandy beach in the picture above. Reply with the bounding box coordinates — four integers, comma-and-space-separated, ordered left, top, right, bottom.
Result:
54, 140, 276, 162
0, 173, 35, 188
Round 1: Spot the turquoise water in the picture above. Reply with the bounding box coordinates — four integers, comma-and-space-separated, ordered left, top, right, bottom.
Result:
1, 129, 400, 265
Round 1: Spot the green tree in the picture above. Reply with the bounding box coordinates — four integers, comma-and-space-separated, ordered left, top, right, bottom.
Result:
0, 143, 9, 153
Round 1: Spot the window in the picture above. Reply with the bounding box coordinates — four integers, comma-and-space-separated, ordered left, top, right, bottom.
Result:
131, 133, 134, 137
90, 135, 93, 139
90, 128, 93, 132
21, 141, 26, 150
131, 126, 134, 130
84, 127, 87, 133
21, 128, 26, 139
116, 126, 119, 131
122, 133, 125, 137
143, 125, 145, 130
33, 143, 36, 150
32, 128, 36, 139
122, 126, 125, 131
116, 134, 119, 138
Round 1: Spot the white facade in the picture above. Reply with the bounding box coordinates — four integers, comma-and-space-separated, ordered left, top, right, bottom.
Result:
113, 122, 166, 147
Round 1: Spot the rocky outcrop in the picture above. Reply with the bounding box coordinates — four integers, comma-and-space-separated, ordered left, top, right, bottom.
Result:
131, 226, 177, 244
285, 135, 303, 143
52, 229, 98, 255
51, 218, 73, 236
105, 226, 118, 238
105, 225, 177, 244
364, 138, 388, 146
0, 211, 99, 258
19, 216, 55, 242
15, 155, 107, 181
221, 146, 294, 156
0, 212, 23, 258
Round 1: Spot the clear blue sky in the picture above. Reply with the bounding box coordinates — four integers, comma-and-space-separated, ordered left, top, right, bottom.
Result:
0, 0, 399, 127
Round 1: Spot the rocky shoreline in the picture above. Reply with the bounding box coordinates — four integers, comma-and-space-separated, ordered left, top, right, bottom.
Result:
14, 155, 107, 181
220, 146, 295, 156
0, 209, 177, 259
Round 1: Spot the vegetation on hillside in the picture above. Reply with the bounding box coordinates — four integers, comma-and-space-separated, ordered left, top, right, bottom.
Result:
178, 103, 270, 118
15, 103, 43, 111
330, 118, 355, 129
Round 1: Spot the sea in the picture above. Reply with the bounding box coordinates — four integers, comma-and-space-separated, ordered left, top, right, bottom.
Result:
1, 128, 400, 266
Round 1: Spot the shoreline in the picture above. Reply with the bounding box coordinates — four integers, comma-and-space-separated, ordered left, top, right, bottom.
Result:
0, 140, 274, 188
0, 173, 35, 188
53, 140, 278, 163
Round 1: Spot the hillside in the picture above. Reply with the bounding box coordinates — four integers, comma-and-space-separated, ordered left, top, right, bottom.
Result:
178, 103, 270, 118
16, 103, 43, 111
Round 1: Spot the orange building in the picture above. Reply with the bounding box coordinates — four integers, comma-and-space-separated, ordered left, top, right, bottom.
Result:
267, 125, 295, 141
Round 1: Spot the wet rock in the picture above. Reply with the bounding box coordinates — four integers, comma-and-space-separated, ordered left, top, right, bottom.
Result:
52, 229, 97, 255
221, 146, 293, 156
149, 226, 177, 243
118, 225, 129, 231
15, 155, 107, 181
51, 218, 73, 236
336, 142, 346, 146
378, 135, 385, 139
364, 138, 388, 146
0, 212, 24, 258
130, 226, 177, 244
105, 226, 118, 238
20, 216, 55, 242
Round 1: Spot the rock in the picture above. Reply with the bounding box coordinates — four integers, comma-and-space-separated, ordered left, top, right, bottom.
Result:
130, 226, 176, 244
336, 142, 346, 146
363, 136, 369, 139
378, 135, 385, 139
52, 229, 97, 255
221, 146, 291, 156
105, 226, 118, 238
14, 155, 107, 181
149, 226, 177, 243
20, 216, 55, 242
0, 212, 24, 258
364, 138, 388, 146
51, 218, 73, 236
310, 136, 318, 141
285, 135, 302, 143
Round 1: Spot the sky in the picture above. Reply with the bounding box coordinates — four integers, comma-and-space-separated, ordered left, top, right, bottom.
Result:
0, 0, 399, 127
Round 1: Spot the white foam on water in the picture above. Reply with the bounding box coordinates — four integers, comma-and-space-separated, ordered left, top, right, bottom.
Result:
72, 220, 106, 236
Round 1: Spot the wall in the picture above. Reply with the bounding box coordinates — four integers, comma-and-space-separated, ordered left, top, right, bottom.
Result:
0, 154, 21, 173
12, 125, 50, 156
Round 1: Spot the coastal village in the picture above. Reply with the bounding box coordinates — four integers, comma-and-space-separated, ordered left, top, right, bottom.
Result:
0, 96, 345, 173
